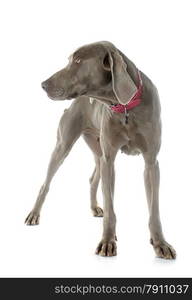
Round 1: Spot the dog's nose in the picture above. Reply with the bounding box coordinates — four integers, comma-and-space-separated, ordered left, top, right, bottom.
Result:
41, 80, 49, 91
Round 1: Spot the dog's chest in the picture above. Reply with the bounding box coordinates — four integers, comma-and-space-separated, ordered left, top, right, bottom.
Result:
88, 103, 145, 153
112, 111, 138, 139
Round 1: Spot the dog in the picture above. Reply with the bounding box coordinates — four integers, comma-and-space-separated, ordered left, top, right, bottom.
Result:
25, 41, 176, 259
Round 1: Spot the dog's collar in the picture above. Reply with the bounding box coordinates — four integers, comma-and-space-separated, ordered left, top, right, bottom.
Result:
110, 70, 143, 123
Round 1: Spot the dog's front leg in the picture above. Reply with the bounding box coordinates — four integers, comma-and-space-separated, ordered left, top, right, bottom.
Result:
96, 146, 117, 257
25, 106, 83, 225
144, 156, 176, 259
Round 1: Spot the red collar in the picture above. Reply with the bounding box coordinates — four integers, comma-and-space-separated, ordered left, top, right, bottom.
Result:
110, 70, 142, 113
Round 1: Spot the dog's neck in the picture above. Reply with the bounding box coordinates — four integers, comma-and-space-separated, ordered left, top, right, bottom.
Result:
88, 84, 117, 106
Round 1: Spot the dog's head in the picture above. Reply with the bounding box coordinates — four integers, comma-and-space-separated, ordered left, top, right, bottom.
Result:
41, 41, 137, 105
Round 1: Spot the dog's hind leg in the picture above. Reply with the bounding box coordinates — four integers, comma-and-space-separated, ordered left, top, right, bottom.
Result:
83, 133, 103, 217
143, 153, 176, 259
25, 104, 84, 225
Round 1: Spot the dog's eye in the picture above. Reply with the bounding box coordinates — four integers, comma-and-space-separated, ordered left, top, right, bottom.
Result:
74, 58, 81, 64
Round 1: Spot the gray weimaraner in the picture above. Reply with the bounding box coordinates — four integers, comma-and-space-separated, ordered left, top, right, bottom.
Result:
25, 41, 176, 259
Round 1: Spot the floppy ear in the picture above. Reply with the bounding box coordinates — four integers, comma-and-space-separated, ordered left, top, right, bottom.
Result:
104, 51, 137, 105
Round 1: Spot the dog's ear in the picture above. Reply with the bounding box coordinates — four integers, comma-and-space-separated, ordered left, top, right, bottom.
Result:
103, 50, 137, 105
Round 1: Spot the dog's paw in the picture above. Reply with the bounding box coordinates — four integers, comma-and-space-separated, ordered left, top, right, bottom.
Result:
92, 206, 103, 217
25, 211, 40, 225
95, 239, 117, 257
151, 239, 176, 259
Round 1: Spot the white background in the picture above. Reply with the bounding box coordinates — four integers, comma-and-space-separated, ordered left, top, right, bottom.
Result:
0, 0, 192, 277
